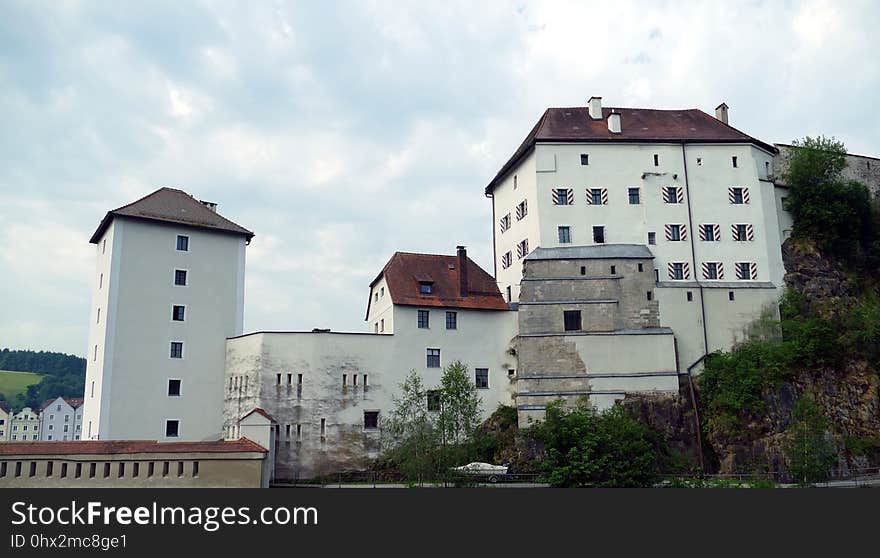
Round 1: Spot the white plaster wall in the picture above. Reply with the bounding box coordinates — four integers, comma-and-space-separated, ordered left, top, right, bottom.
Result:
366, 276, 393, 333
492, 151, 538, 303
9, 408, 41, 441
39, 398, 83, 441
85, 217, 246, 442
0, 408, 9, 440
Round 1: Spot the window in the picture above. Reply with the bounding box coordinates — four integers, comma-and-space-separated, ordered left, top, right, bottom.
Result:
563, 310, 582, 331
733, 224, 753, 241
162, 462, 170, 477
170, 342, 183, 359
593, 226, 605, 244
118, 462, 125, 478
168, 379, 181, 397
427, 348, 441, 368
287, 373, 292, 385
499, 213, 511, 233
103, 463, 110, 478
729, 187, 748, 204
703, 262, 721, 280
506, 286, 512, 302
580, 154, 589, 165
374, 323, 379, 333
380, 319, 384, 332
419, 282, 433, 294
696, 158, 703, 166
517, 239, 529, 259
700, 224, 719, 242
729, 291, 736, 301
666, 224, 685, 241
558, 226, 571, 244
638, 263, 644, 272
648, 232, 656, 245
174, 269, 187, 286
97, 308, 100, 323
380, 287, 384, 297
765, 161, 771, 177
99, 273, 103, 289
475, 368, 489, 389
732, 156, 738, 168
102, 239, 106, 254
172, 305, 185, 321
663, 186, 682, 204
516, 200, 528, 220
501, 251, 512, 270
653, 154, 659, 166
178, 461, 184, 477
446, 311, 457, 330
670, 262, 685, 280
364, 411, 379, 430
686, 291, 693, 302
628, 188, 640, 204
736, 262, 755, 280
588, 188, 606, 205
94, 344, 98, 361
553, 188, 573, 205
165, 420, 180, 438
132, 462, 139, 478
580, 266, 586, 275
647, 291, 653, 301
176, 235, 189, 251
427, 390, 441, 412
418, 310, 430, 329
513, 175, 517, 189
46, 462, 53, 477
192, 462, 199, 477
610, 265, 616, 275
276, 373, 282, 385
342, 374, 347, 387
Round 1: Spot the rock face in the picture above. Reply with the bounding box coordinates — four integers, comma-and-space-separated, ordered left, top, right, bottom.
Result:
625, 237, 880, 479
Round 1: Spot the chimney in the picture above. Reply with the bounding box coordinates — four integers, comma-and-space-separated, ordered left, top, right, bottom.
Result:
715, 102, 729, 125
607, 111, 621, 134
588, 96, 603, 120
456, 245, 469, 298
200, 200, 218, 212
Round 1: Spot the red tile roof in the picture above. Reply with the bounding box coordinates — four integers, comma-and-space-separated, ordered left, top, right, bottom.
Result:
90, 187, 254, 243
240, 408, 277, 423
485, 106, 778, 194
40, 397, 84, 411
369, 251, 509, 313
0, 438, 267, 456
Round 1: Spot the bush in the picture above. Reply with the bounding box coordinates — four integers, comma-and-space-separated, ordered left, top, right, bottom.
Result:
783, 394, 836, 485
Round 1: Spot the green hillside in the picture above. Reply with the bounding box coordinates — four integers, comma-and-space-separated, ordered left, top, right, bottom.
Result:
0, 370, 43, 404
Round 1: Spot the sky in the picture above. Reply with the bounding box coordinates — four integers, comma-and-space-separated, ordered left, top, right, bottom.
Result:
1, 0, 878, 357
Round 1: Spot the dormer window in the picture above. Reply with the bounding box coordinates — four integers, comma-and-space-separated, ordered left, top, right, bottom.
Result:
419, 282, 433, 295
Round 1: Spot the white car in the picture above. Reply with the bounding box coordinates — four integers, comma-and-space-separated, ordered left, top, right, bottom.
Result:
452, 462, 509, 482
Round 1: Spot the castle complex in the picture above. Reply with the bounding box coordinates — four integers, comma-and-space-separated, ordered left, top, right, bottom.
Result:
75, 98, 879, 480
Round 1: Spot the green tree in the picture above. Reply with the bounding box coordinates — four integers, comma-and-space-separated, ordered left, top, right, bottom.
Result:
783, 394, 836, 486
533, 400, 660, 487
380, 371, 437, 483
783, 136, 877, 267
437, 361, 482, 446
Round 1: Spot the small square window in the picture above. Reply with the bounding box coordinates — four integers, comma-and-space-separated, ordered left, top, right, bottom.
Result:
174, 269, 187, 286
475, 368, 489, 389
563, 310, 582, 331
363, 411, 379, 430
176, 235, 189, 251
170, 342, 184, 359
419, 282, 433, 294
165, 420, 180, 438
168, 379, 181, 397
172, 305, 185, 321
427, 348, 441, 368
446, 311, 457, 330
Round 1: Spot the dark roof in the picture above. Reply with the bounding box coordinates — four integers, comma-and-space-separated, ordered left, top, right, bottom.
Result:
0, 402, 9, 413
525, 244, 654, 261
90, 187, 254, 243
241, 408, 277, 423
0, 438, 267, 456
368, 251, 509, 314
486, 106, 778, 194
41, 396, 84, 411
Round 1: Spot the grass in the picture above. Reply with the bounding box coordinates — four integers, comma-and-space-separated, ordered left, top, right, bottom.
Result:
0, 370, 43, 403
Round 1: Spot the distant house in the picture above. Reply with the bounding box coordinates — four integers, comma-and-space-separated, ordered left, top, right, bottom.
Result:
9, 407, 40, 442
0, 402, 10, 441
39, 397, 84, 441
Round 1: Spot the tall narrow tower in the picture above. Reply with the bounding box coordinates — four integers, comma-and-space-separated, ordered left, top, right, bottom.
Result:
81, 188, 253, 441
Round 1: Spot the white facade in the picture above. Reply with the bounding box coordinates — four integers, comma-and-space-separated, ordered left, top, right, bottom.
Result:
82, 198, 248, 442
9, 407, 40, 441
39, 397, 83, 441
0, 405, 9, 441
490, 106, 786, 371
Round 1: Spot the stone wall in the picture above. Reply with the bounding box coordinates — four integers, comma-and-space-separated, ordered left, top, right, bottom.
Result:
773, 143, 880, 198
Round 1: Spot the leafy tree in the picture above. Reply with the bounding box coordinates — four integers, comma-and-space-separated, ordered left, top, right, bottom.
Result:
380, 371, 436, 483
533, 400, 660, 487
783, 136, 877, 267
783, 394, 836, 485
437, 361, 482, 446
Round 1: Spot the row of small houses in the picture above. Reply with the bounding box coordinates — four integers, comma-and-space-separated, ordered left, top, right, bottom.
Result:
0, 396, 83, 442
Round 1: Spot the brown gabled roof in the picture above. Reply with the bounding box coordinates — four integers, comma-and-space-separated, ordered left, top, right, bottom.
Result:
90, 187, 254, 243
485, 106, 778, 194
240, 408, 277, 423
0, 438, 267, 456
369, 251, 509, 313
40, 396, 84, 411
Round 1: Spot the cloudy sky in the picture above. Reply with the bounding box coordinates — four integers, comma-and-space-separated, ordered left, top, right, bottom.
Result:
1, 0, 878, 356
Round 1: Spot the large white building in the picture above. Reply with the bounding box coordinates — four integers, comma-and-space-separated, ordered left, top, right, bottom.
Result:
487, 98, 785, 372
81, 188, 253, 442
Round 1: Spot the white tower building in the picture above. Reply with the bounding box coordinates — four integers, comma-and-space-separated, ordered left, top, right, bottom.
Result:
81, 188, 253, 441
